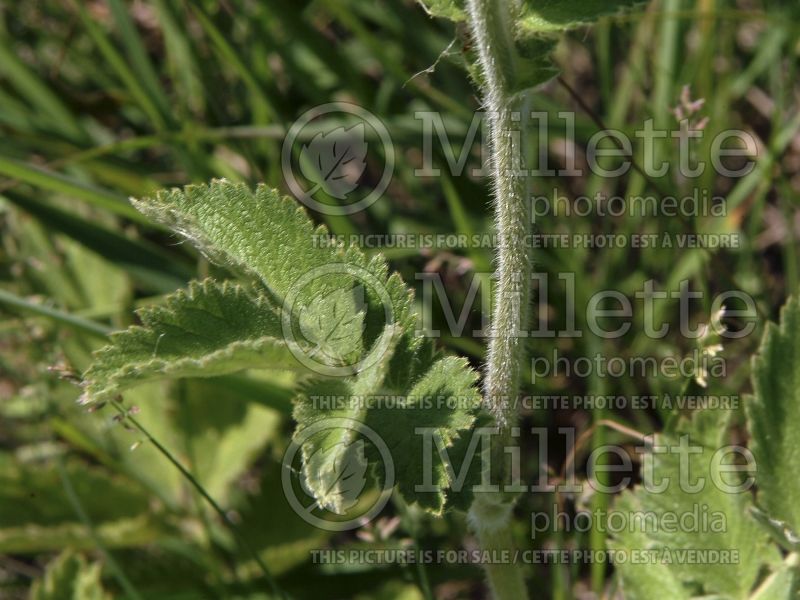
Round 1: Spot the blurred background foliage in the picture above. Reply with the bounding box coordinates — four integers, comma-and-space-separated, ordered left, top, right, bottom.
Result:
0, 0, 798, 598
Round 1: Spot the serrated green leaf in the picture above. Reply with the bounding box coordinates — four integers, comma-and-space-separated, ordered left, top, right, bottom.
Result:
293, 325, 402, 514
610, 410, 773, 599
134, 179, 327, 297
137, 178, 365, 354
30, 551, 111, 600
132, 180, 390, 310
82, 280, 303, 403
610, 493, 690, 600
293, 331, 482, 516
747, 295, 800, 534
367, 356, 481, 514
82, 179, 466, 521
124, 180, 422, 387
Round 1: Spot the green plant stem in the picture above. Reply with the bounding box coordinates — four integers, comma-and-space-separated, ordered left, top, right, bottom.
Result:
0, 288, 112, 338
465, 0, 531, 598
466, 0, 532, 428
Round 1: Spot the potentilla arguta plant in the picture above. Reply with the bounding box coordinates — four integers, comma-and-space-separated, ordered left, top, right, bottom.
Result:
82, 181, 485, 515
80, 1, 800, 599
77, 2, 648, 599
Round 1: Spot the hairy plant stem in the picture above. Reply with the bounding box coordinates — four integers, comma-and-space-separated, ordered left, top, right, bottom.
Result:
465, 0, 531, 598
467, 0, 531, 428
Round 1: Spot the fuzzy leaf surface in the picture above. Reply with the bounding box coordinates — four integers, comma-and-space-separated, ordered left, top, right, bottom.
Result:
610, 410, 773, 599
83, 280, 301, 402
293, 325, 401, 514
293, 346, 482, 515
366, 356, 481, 514
131, 180, 422, 387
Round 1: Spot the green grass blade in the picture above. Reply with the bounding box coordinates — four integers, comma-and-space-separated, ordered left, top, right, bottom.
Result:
0, 157, 146, 223
74, 3, 168, 130
2, 191, 192, 290
0, 287, 111, 339
0, 39, 85, 141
